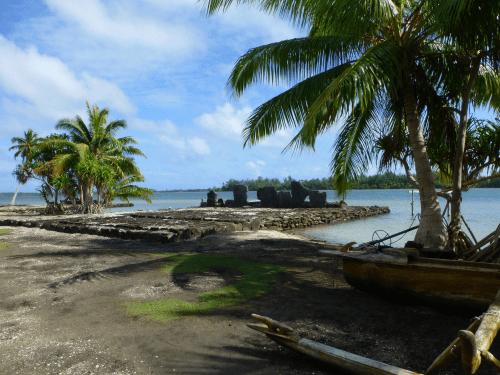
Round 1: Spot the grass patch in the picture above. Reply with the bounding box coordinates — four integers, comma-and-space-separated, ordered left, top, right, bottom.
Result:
126, 254, 286, 322
0, 228, 11, 250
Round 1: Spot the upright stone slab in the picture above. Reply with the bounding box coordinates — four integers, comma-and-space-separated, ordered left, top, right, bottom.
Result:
309, 190, 327, 207
257, 186, 278, 208
278, 191, 292, 208
207, 190, 217, 207
291, 180, 310, 207
233, 185, 248, 207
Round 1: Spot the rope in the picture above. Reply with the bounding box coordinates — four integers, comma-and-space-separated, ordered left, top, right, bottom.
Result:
372, 214, 421, 247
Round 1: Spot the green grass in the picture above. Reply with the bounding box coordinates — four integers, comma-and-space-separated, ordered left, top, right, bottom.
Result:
126, 254, 286, 322
0, 229, 11, 250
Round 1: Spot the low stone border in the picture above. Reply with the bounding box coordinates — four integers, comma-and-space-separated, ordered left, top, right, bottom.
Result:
0, 206, 390, 244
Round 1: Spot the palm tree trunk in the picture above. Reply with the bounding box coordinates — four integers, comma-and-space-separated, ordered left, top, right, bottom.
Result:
449, 56, 481, 250
83, 181, 94, 214
404, 81, 448, 249
9, 183, 22, 205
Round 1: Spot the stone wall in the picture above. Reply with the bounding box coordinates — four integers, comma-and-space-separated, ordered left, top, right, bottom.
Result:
0, 206, 390, 244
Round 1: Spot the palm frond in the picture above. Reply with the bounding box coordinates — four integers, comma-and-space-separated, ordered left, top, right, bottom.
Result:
242, 63, 352, 147
305, 40, 402, 128
330, 101, 378, 198
228, 36, 364, 97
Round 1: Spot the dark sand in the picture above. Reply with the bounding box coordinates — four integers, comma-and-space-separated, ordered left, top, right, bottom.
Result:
0, 225, 498, 374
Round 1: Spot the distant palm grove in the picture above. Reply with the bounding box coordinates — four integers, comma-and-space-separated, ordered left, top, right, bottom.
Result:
214, 174, 500, 192
10, 102, 154, 214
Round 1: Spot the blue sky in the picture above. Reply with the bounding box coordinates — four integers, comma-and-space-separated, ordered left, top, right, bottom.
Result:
0, 0, 348, 192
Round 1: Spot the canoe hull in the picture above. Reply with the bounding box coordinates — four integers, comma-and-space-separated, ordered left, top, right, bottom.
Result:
341, 256, 500, 310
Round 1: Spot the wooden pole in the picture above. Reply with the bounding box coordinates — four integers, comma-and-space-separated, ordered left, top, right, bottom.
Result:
425, 318, 480, 375
460, 288, 500, 374
411, 190, 414, 216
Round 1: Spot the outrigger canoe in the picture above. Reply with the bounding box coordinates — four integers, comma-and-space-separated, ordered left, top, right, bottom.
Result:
249, 249, 500, 374
320, 248, 500, 310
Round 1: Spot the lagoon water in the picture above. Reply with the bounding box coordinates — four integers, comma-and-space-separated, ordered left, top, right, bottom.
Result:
1, 189, 499, 246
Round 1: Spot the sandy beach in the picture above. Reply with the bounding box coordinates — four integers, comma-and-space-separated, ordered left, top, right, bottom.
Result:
1, 215, 499, 374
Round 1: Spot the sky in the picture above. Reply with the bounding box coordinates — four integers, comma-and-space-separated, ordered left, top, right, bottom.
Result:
0, 0, 347, 193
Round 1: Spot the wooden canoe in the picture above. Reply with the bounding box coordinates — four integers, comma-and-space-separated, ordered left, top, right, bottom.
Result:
320, 249, 500, 310
248, 314, 423, 375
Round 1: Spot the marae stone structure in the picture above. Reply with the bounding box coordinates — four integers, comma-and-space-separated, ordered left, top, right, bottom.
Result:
1, 205, 390, 244
309, 190, 327, 208
205, 180, 338, 209
257, 186, 279, 208
291, 180, 311, 207
233, 185, 248, 207
207, 190, 217, 208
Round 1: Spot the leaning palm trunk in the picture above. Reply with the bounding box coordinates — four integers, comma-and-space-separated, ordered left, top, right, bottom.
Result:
9, 183, 22, 205
404, 82, 448, 249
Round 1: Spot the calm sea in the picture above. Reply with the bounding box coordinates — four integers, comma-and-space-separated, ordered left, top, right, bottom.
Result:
1, 189, 499, 245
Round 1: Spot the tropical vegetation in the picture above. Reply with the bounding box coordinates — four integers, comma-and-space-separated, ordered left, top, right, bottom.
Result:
9, 129, 41, 205
213, 173, 500, 192
10, 102, 154, 214
202, 0, 500, 251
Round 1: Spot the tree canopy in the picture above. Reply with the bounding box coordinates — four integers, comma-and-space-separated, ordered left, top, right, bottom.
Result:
201, 0, 500, 250
10, 102, 154, 214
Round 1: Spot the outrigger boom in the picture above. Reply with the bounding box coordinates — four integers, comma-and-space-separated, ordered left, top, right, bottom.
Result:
248, 314, 422, 375
248, 288, 500, 374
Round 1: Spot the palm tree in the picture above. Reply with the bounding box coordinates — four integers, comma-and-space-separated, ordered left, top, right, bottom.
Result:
202, 0, 500, 250
43, 102, 147, 213
425, 0, 500, 249
9, 129, 40, 205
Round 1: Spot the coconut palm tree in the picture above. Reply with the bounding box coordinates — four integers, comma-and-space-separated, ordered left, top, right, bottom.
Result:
9, 129, 40, 205
42, 101, 147, 213
202, 0, 500, 250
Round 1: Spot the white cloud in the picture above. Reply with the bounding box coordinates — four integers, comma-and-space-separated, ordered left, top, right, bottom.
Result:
194, 103, 252, 141
188, 137, 211, 156
0, 35, 135, 121
245, 160, 265, 176
44, 0, 202, 54
131, 118, 186, 150
214, 4, 303, 49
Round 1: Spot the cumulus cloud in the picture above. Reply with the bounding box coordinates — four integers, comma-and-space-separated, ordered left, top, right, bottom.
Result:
44, 0, 202, 54
130, 117, 213, 158
188, 137, 211, 156
0, 35, 135, 121
131, 118, 186, 150
245, 160, 266, 176
194, 103, 252, 141
213, 4, 303, 49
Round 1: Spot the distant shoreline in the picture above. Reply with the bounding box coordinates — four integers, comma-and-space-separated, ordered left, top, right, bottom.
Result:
1, 187, 499, 195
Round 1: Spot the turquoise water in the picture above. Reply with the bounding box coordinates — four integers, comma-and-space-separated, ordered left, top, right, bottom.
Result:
1, 189, 499, 245
293, 189, 500, 245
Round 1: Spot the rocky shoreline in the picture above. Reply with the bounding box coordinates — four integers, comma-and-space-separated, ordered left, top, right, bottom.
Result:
0, 202, 133, 215
0, 205, 390, 244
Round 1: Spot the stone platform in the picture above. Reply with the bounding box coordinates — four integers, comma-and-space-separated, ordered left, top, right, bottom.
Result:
0, 205, 390, 244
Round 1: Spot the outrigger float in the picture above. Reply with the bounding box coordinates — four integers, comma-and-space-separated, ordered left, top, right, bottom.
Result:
248, 246, 500, 374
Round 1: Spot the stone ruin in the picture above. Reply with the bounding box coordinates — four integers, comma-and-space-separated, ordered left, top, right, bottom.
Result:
309, 190, 327, 208
257, 186, 278, 208
233, 185, 248, 207
291, 180, 310, 207
207, 190, 217, 207
278, 191, 292, 208
202, 180, 339, 209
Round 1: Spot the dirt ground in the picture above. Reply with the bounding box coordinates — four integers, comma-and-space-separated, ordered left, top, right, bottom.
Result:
1, 225, 499, 375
